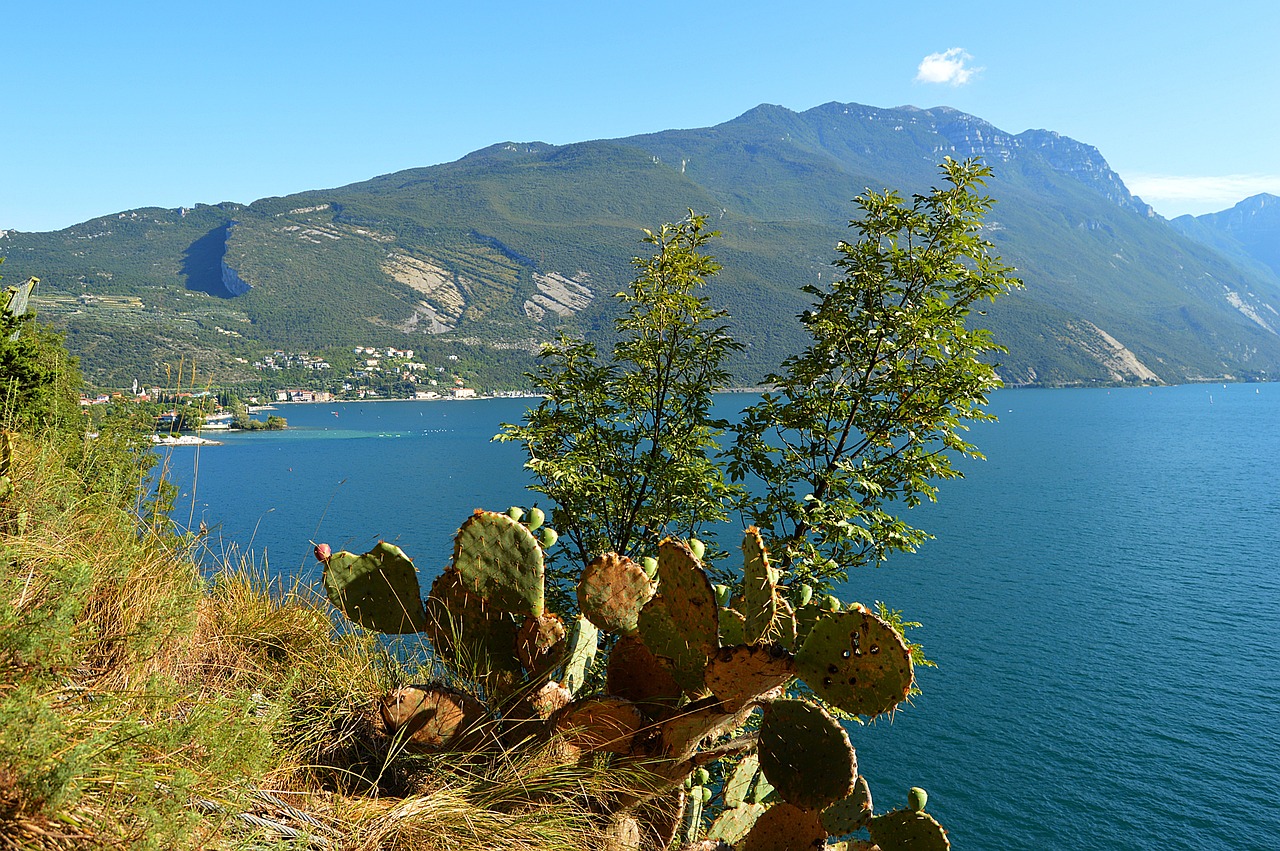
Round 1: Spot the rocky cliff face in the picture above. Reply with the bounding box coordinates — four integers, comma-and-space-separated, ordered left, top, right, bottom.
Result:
1016, 129, 1155, 217
220, 258, 252, 296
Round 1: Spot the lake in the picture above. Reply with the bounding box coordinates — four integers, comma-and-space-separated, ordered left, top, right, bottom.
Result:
160, 384, 1280, 849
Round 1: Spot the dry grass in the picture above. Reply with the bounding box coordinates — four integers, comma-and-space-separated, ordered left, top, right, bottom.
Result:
0, 433, 631, 850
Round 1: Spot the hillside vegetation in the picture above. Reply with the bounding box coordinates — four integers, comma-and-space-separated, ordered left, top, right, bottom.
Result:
5, 102, 1280, 388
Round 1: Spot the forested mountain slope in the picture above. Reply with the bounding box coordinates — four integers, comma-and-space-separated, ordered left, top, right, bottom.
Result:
5, 102, 1279, 388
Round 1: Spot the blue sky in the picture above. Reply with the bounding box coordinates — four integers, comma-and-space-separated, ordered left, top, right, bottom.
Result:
3, 1, 1277, 232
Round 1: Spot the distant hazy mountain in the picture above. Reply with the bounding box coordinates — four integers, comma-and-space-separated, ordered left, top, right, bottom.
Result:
5, 102, 1280, 389
1171, 194, 1280, 283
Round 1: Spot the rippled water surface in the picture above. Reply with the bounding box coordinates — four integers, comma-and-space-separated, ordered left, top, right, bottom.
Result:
163, 385, 1280, 849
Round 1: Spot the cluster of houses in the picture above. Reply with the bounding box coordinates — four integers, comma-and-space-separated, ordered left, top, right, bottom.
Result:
253, 351, 332, 372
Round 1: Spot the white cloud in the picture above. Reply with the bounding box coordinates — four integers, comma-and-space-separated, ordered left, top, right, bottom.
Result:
916, 48, 980, 86
1123, 173, 1280, 217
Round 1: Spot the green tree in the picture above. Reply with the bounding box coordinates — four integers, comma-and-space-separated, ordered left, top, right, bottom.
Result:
726, 157, 1022, 589
0, 267, 82, 438
497, 213, 743, 572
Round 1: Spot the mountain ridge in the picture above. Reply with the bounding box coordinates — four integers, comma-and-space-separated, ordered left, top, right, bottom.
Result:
3, 101, 1279, 389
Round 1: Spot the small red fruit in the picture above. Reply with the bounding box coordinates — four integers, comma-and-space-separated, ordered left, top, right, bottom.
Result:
314, 543, 332, 562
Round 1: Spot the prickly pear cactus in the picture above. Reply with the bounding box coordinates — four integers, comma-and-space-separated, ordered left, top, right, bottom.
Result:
380, 685, 488, 752
606, 634, 683, 717
741, 527, 778, 644
424, 569, 522, 691
321, 541, 429, 634
562, 614, 599, 695
869, 804, 949, 851
553, 696, 647, 755
637, 539, 720, 694
757, 699, 856, 812
704, 644, 795, 710
794, 606, 913, 718
578, 552, 655, 636
820, 775, 873, 836
740, 802, 826, 851
452, 509, 545, 617
516, 612, 567, 680
709, 801, 768, 845
723, 754, 760, 808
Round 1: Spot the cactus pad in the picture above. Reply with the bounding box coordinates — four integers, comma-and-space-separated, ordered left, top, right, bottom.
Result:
705, 644, 796, 709
516, 612, 567, 679
528, 680, 572, 719
553, 696, 646, 755
741, 527, 778, 644
868, 809, 950, 851
322, 541, 428, 634
577, 552, 656, 635
724, 754, 759, 807
795, 608, 913, 718
719, 608, 747, 647
708, 801, 768, 845
821, 775, 873, 836
740, 802, 827, 851
562, 614, 599, 695
758, 699, 857, 812
379, 685, 487, 752
636, 539, 720, 694
424, 569, 522, 689
452, 509, 545, 617
606, 634, 683, 717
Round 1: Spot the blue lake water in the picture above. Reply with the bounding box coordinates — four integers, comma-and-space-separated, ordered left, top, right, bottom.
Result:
161, 385, 1280, 849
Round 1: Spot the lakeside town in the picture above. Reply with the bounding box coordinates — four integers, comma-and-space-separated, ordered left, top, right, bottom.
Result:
77, 343, 540, 442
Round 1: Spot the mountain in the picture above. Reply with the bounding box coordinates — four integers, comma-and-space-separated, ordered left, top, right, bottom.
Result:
4, 102, 1280, 389
1171, 193, 1280, 283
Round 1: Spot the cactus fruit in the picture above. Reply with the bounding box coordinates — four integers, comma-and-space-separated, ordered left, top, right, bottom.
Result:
539, 527, 559, 549
794, 608, 913, 718
313, 542, 331, 562
606, 634, 683, 716
452, 509, 545, 617
577, 553, 656, 636
526, 506, 545, 531
553, 696, 646, 755
562, 614, 599, 695
322, 541, 428, 634
739, 802, 826, 851
708, 802, 767, 845
796, 583, 814, 607
820, 775, 873, 836
688, 538, 706, 560
758, 699, 857, 812
637, 539, 720, 694
724, 754, 759, 808
741, 527, 778, 645
908, 786, 928, 812
705, 644, 796, 710
822, 594, 841, 612
379, 685, 487, 752
714, 584, 732, 607
868, 808, 950, 851
641, 556, 659, 578
506, 506, 525, 521
516, 612, 567, 679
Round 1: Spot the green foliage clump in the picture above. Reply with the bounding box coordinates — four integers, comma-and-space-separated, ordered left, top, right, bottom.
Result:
498, 212, 743, 573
